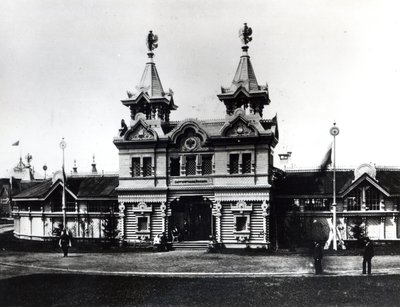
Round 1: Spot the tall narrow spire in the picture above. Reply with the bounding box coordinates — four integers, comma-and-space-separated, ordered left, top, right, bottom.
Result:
122, 30, 177, 122
218, 23, 270, 117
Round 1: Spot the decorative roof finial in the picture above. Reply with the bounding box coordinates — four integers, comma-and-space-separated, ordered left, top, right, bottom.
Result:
239, 23, 253, 46
146, 30, 159, 59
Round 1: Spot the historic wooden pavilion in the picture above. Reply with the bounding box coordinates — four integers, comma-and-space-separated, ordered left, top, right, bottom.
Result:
113, 25, 277, 248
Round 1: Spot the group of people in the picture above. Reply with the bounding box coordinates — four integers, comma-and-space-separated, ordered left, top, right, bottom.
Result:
313, 237, 374, 275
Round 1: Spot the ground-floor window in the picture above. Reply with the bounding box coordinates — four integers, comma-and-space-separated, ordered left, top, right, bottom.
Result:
137, 216, 148, 231
235, 216, 248, 231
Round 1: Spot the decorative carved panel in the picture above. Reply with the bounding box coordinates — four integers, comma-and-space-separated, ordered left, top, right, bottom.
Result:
226, 122, 256, 137
127, 126, 155, 141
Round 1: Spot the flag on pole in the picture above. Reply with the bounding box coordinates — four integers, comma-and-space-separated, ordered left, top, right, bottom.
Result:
12, 140, 19, 146
320, 143, 332, 171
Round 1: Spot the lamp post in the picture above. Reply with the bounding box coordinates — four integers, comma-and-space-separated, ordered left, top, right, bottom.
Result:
330, 123, 340, 250
59, 138, 67, 228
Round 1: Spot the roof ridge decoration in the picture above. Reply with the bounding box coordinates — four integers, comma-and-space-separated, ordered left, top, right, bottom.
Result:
354, 163, 376, 180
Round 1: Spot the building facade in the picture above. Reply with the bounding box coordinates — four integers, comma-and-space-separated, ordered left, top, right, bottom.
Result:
113, 26, 277, 248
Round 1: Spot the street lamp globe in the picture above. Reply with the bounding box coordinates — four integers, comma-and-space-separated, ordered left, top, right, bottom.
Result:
59, 138, 67, 150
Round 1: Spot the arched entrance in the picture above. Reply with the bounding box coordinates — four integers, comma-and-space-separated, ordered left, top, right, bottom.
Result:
169, 196, 212, 241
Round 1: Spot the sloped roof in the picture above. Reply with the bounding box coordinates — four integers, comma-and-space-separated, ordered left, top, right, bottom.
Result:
275, 168, 400, 197
138, 61, 164, 98
13, 180, 53, 198
13, 176, 119, 200
230, 53, 259, 92
375, 170, 400, 195
77, 176, 119, 197
275, 170, 354, 197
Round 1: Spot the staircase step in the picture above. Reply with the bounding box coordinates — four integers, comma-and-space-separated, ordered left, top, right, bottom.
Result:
172, 241, 208, 250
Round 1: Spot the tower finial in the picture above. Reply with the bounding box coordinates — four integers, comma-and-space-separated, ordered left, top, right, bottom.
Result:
239, 23, 253, 46
146, 30, 159, 59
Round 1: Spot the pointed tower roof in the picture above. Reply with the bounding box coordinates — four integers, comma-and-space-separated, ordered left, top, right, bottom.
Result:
229, 45, 260, 92
121, 31, 177, 122
137, 55, 165, 98
218, 23, 270, 117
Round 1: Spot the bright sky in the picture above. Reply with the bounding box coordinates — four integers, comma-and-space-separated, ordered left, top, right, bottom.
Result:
1, 0, 400, 177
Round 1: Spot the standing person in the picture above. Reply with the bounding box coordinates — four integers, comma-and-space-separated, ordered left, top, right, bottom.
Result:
183, 219, 189, 241
161, 232, 168, 251
363, 237, 374, 274
153, 234, 161, 252
59, 229, 71, 257
313, 241, 323, 275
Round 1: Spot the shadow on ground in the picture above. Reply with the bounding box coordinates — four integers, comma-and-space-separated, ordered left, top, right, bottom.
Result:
0, 273, 400, 306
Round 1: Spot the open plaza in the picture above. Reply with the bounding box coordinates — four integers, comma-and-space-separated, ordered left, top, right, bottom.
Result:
1, 225, 400, 306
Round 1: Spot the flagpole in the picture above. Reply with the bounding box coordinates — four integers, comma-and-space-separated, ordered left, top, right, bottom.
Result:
60, 138, 67, 228
330, 123, 340, 251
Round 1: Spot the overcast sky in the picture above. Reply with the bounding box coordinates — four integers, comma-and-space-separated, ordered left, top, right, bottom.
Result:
1, 0, 400, 177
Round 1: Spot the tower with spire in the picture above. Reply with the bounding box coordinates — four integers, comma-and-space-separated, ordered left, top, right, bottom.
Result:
114, 25, 278, 249
218, 23, 270, 117
121, 30, 177, 122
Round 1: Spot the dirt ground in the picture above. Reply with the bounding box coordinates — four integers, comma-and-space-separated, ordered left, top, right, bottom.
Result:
2, 229, 400, 306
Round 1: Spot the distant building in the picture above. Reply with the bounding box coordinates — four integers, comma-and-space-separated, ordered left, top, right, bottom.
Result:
275, 164, 400, 246
12, 172, 118, 240
0, 156, 40, 217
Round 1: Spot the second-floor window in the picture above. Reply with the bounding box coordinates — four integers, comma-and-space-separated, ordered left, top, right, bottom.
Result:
170, 157, 180, 176
143, 157, 152, 177
185, 156, 196, 176
242, 153, 252, 174
202, 155, 213, 175
131, 157, 152, 177
131, 158, 140, 177
229, 154, 240, 174
229, 153, 253, 174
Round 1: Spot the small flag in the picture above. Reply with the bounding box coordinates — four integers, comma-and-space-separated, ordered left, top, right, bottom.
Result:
320, 143, 332, 171
12, 141, 19, 146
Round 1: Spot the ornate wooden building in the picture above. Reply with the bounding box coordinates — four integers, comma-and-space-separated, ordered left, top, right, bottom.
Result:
113, 25, 278, 248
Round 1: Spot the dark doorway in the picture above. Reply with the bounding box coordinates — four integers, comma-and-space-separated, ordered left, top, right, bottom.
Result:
170, 196, 212, 241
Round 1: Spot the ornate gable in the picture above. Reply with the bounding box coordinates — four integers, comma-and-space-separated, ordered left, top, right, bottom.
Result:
125, 118, 157, 141
170, 121, 210, 151
220, 109, 258, 137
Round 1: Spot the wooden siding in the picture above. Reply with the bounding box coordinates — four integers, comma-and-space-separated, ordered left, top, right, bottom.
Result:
249, 203, 265, 242
150, 203, 163, 238
220, 204, 235, 241
125, 203, 137, 241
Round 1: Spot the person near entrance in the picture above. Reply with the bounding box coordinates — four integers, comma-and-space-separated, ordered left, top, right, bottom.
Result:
183, 219, 189, 241
362, 237, 374, 274
153, 234, 162, 252
171, 226, 180, 242
59, 229, 72, 257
